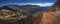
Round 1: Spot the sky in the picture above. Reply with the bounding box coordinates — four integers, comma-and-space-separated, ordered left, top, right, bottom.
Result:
0, 0, 57, 7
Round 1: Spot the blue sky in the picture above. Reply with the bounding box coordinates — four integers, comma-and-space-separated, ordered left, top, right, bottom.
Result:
0, 0, 57, 7
0, 0, 56, 3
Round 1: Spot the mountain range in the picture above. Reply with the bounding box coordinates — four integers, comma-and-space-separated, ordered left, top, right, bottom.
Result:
0, 5, 50, 13
0, 4, 51, 24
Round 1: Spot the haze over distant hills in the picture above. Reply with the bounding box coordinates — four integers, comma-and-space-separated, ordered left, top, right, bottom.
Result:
0, 3, 54, 7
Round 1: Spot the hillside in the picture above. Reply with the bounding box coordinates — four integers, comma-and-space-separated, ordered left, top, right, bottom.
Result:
0, 5, 50, 24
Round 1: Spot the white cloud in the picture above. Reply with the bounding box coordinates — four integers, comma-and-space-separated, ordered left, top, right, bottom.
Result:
1, 3, 54, 7
18, 3, 54, 7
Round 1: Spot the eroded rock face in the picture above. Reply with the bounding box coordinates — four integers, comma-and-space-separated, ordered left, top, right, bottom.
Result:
40, 5, 60, 24
40, 9, 60, 24
0, 9, 32, 24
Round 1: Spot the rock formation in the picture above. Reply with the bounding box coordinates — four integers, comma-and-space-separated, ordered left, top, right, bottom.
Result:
40, 0, 60, 24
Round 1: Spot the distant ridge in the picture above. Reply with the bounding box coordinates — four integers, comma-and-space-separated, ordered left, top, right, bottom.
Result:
0, 5, 50, 13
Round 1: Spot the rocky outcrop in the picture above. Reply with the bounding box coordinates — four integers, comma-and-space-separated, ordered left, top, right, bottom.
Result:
40, 0, 60, 24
